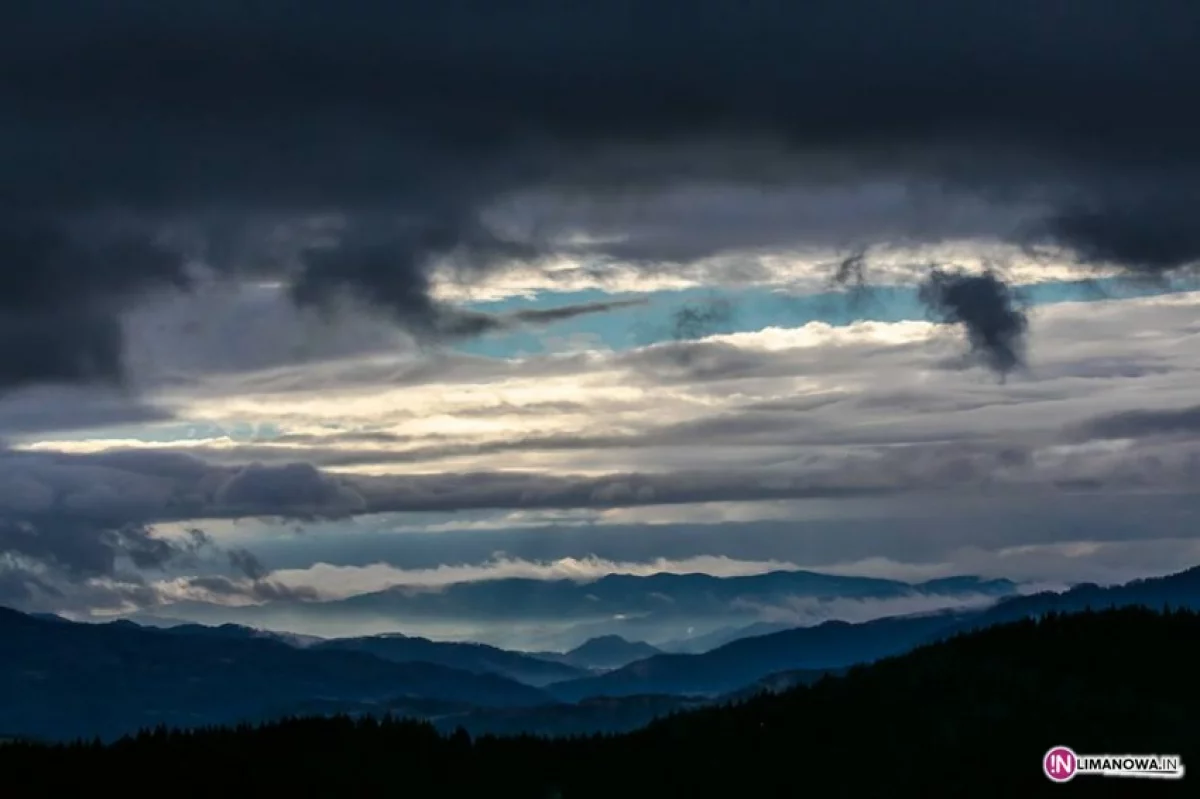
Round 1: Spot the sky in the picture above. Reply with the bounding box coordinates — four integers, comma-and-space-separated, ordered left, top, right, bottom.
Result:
2, 2, 1200, 639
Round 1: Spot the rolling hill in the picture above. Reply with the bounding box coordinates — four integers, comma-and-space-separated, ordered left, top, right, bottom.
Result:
655, 620, 794, 653
546, 610, 964, 700
311, 632, 586, 686
5, 606, 1195, 796
531, 635, 662, 670
0, 607, 552, 742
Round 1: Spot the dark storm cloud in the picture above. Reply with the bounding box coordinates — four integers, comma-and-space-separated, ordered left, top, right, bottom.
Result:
1032, 182, 1200, 274
0, 518, 197, 580
227, 548, 269, 582
9, 1, 1196, 207
1, 1, 1199, 387
4, 437, 1195, 531
826, 247, 1031, 378
0, 447, 914, 532
214, 462, 367, 519
0, 566, 61, 605
0, 312, 124, 388
284, 226, 645, 340
0, 473, 299, 611
288, 221, 541, 339
0, 218, 190, 389
211, 548, 318, 601
0, 388, 173, 436
183, 574, 319, 603
918, 268, 1030, 377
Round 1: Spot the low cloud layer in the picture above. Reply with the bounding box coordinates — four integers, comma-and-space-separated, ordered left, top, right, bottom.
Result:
263, 554, 800, 601
732, 592, 1006, 627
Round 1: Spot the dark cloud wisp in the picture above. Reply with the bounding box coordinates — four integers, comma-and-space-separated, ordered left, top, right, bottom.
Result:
671, 297, 738, 342
918, 268, 1030, 377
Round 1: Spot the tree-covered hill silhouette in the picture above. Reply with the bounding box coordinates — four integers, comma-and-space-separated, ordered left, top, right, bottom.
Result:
0, 605, 552, 741
3, 606, 1195, 797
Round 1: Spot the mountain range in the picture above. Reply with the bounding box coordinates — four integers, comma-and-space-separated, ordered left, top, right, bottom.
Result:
656, 620, 794, 653
9, 606, 1198, 796
127, 568, 1020, 649
545, 563, 1200, 700
546, 611, 960, 701
310, 633, 586, 686
8, 564, 1200, 742
279, 571, 1019, 625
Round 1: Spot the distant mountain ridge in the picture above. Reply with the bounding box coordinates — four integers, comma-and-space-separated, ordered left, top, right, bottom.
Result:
157, 621, 324, 648
547, 564, 1200, 701
0, 607, 552, 742
3, 565, 1200, 744
325, 570, 1019, 621
657, 621, 795, 653
547, 611, 966, 701
120, 618, 587, 685
531, 635, 662, 670
11, 607, 1198, 796
137, 567, 1020, 650
311, 632, 586, 686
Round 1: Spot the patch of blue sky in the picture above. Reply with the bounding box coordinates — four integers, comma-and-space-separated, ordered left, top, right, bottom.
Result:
47, 275, 1198, 445
454, 274, 1200, 359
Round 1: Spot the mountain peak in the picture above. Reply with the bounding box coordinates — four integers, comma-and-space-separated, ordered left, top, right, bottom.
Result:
566, 635, 661, 666
569, 634, 633, 652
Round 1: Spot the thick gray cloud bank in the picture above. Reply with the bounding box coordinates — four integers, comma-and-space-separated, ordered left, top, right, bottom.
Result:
2, 1, 1199, 387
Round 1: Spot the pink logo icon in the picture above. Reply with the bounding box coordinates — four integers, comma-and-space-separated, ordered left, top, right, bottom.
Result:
1044, 746, 1078, 782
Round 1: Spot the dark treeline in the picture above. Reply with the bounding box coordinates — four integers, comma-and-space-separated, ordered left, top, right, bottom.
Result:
3, 607, 1196, 797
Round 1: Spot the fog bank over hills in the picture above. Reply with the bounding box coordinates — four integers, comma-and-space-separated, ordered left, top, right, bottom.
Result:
118, 567, 1020, 650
